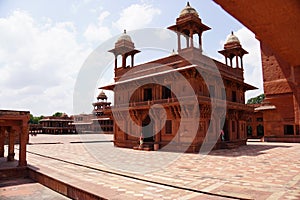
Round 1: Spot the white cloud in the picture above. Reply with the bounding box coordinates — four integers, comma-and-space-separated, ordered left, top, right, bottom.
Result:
83, 11, 112, 42
0, 10, 91, 115
113, 3, 161, 31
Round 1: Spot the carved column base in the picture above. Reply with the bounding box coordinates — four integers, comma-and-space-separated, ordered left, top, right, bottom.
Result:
7, 153, 15, 161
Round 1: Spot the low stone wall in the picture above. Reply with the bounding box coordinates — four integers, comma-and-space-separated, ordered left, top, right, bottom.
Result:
264, 136, 300, 143
0, 167, 28, 180
28, 167, 106, 200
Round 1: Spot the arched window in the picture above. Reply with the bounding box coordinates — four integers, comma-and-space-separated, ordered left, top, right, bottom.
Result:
247, 126, 252, 136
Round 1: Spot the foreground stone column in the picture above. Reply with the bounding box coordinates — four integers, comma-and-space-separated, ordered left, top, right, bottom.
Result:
7, 128, 15, 161
18, 125, 28, 166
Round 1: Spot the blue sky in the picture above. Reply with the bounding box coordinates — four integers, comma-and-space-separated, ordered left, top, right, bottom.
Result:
0, 0, 263, 116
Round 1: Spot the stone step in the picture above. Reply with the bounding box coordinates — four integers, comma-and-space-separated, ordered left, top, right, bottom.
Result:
133, 145, 153, 151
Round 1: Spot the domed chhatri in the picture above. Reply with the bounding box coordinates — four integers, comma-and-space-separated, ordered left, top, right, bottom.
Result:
219, 31, 248, 68
179, 2, 199, 17
225, 31, 240, 45
117, 29, 132, 42
97, 90, 107, 100
109, 29, 140, 69
168, 2, 210, 52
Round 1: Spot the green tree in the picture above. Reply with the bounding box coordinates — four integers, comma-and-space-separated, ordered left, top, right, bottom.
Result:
247, 94, 265, 104
52, 112, 63, 117
29, 114, 44, 124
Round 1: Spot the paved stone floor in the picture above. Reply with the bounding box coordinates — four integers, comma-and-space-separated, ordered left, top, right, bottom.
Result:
0, 178, 70, 200
4, 134, 300, 199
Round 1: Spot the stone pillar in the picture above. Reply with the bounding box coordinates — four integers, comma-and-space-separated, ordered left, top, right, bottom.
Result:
240, 56, 244, 69
186, 36, 189, 48
236, 121, 240, 139
131, 55, 134, 67
190, 30, 193, 48
18, 125, 28, 166
177, 33, 181, 51
154, 117, 161, 151
114, 55, 118, 69
215, 117, 221, 141
198, 33, 202, 51
0, 127, 5, 157
7, 128, 15, 161
236, 55, 239, 68
122, 55, 126, 68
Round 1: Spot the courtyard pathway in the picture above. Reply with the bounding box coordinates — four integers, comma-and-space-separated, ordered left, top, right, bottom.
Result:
15, 134, 300, 199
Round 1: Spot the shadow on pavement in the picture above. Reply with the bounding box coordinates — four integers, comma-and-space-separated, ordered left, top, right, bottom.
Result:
209, 143, 292, 157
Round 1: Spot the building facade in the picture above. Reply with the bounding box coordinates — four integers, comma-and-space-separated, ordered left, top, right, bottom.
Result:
39, 114, 76, 134
247, 101, 300, 142
101, 3, 256, 152
213, 0, 300, 142
72, 90, 114, 134
72, 114, 94, 134
92, 90, 114, 134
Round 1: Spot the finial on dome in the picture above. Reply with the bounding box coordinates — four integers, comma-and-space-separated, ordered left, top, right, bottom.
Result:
179, 2, 199, 17
117, 29, 132, 42
224, 31, 241, 49
97, 90, 107, 100
171, 49, 177, 55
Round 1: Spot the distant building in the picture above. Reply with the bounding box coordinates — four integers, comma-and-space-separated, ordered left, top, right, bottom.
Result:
247, 101, 300, 142
39, 114, 76, 134
92, 90, 113, 134
72, 114, 94, 134
30, 92, 114, 135
72, 90, 113, 134
101, 3, 256, 152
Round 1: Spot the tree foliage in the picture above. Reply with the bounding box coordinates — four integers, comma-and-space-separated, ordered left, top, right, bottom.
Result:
52, 112, 63, 117
247, 94, 265, 104
29, 114, 44, 124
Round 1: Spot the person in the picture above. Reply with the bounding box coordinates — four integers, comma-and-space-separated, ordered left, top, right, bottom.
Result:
220, 129, 225, 141
139, 134, 143, 148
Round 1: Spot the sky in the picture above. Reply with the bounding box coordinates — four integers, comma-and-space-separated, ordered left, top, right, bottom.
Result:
0, 0, 263, 116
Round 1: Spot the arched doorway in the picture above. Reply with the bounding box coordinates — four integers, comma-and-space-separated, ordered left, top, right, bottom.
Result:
142, 115, 154, 142
222, 119, 229, 141
247, 126, 253, 137
257, 124, 264, 137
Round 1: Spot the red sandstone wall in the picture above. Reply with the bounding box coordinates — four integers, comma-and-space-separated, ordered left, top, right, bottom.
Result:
263, 109, 283, 136
261, 42, 297, 122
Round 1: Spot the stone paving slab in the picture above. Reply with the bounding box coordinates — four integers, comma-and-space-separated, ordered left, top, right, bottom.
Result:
13, 134, 300, 199
0, 178, 70, 200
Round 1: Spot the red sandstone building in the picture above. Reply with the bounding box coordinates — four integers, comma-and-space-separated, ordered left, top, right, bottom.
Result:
72, 114, 94, 134
72, 90, 113, 134
247, 101, 300, 141
92, 90, 114, 134
214, 0, 300, 142
39, 114, 76, 134
101, 3, 256, 152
